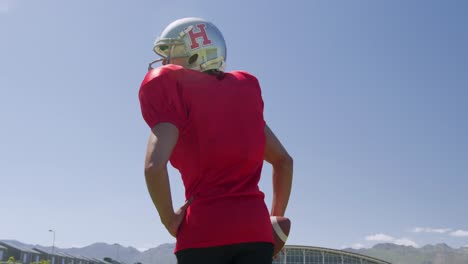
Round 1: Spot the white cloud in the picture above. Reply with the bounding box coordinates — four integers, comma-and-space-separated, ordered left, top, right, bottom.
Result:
351, 243, 366, 249
136, 243, 158, 252
431, 228, 451, 233
364, 233, 419, 248
365, 233, 395, 242
70, 244, 85, 248
394, 238, 418, 247
412, 227, 452, 234
411, 227, 452, 234
450, 230, 468, 237
340, 243, 367, 250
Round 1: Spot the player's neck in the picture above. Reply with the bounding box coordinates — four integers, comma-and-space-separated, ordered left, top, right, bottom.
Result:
204, 69, 225, 80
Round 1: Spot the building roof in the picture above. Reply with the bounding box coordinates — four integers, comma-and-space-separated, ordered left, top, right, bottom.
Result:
32, 247, 52, 255
32, 247, 71, 258
63, 252, 80, 259
80, 256, 95, 261
54, 251, 71, 258
65, 252, 96, 261
91, 258, 106, 264
282, 245, 391, 264
0, 241, 41, 254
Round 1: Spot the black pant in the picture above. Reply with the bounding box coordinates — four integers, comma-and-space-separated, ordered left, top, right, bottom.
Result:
175, 242, 274, 264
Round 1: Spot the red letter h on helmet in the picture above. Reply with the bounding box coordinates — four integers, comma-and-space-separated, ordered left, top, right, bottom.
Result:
188, 24, 212, 49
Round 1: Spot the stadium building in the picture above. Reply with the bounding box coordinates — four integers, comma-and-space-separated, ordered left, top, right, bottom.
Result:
273, 245, 391, 264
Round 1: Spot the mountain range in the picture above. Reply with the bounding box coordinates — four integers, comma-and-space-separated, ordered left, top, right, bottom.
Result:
2, 240, 468, 264
343, 243, 468, 264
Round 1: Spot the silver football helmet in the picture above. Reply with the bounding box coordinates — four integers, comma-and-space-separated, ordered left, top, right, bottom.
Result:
148, 17, 227, 72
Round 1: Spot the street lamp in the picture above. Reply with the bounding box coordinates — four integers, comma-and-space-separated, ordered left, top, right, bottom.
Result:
49, 230, 56, 257
113, 243, 120, 263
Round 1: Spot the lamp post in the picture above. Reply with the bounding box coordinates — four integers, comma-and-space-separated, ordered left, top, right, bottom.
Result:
49, 229, 56, 263
113, 243, 120, 263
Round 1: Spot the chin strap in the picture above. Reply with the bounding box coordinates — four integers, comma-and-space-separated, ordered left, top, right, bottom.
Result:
149, 56, 225, 72
147, 58, 164, 71
190, 57, 225, 72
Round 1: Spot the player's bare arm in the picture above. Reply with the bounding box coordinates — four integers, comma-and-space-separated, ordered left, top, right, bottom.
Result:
264, 124, 293, 217
144, 122, 189, 237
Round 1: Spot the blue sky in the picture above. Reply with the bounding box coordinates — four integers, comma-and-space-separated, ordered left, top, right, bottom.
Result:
1, 0, 467, 251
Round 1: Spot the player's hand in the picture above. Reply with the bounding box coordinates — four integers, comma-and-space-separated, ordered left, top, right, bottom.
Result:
272, 249, 283, 260
165, 197, 193, 238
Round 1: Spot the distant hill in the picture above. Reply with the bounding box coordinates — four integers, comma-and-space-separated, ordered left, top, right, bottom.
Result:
0, 240, 142, 264
3, 239, 468, 264
64, 242, 141, 264
133, 244, 176, 264
343, 243, 468, 264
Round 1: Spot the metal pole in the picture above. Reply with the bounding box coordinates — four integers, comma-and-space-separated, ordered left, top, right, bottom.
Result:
49, 230, 56, 264
114, 244, 120, 263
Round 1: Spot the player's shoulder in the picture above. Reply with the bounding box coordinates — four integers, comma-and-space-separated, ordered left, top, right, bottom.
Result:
227, 70, 262, 93
141, 64, 186, 87
228, 70, 260, 82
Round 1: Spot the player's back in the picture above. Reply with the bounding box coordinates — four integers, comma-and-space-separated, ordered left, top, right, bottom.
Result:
173, 66, 265, 197
139, 64, 272, 251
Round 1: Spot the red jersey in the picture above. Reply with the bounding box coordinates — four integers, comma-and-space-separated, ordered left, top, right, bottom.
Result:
138, 64, 274, 252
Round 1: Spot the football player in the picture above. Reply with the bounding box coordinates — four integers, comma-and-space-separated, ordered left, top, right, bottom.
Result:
138, 17, 293, 264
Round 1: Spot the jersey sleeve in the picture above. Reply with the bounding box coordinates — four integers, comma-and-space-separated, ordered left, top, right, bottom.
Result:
138, 68, 188, 131
236, 71, 266, 127
254, 76, 265, 125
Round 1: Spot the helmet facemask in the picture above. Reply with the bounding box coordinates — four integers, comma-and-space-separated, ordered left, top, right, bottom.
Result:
148, 39, 189, 71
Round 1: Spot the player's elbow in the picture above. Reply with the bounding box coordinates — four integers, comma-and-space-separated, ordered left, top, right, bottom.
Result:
144, 161, 167, 178
284, 154, 293, 167
282, 154, 294, 169
273, 153, 293, 170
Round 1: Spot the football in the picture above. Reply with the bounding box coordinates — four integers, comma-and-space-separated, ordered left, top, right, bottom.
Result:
271, 216, 291, 257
